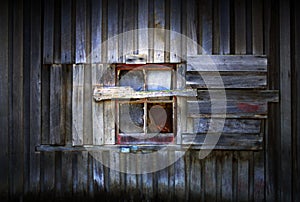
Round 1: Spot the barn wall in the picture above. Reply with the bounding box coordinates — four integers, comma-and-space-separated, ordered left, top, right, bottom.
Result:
0, 0, 299, 201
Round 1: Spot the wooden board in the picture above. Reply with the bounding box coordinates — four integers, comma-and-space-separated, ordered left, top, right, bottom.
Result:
187, 55, 267, 72
193, 118, 261, 134
234, 0, 246, 54
0, 1, 9, 198
91, 0, 102, 63
188, 100, 268, 118
61, 0, 74, 64
72, 65, 84, 145
75, 0, 87, 63
186, 72, 267, 89
153, 0, 165, 63
170, 0, 181, 62
43, 0, 54, 64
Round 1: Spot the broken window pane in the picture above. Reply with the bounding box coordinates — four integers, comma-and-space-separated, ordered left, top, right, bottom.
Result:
119, 103, 144, 133
146, 70, 172, 91
119, 70, 144, 91
147, 103, 173, 133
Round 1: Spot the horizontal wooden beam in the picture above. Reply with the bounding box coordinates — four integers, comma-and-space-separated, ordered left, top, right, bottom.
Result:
187, 55, 267, 72
182, 133, 263, 150
93, 86, 197, 101
197, 90, 279, 102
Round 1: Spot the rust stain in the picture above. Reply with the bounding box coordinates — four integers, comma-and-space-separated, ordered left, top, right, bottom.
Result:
237, 103, 260, 113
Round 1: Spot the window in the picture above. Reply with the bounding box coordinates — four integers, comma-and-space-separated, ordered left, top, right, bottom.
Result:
116, 64, 177, 144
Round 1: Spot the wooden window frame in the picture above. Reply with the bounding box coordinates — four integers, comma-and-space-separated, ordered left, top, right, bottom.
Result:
115, 64, 178, 145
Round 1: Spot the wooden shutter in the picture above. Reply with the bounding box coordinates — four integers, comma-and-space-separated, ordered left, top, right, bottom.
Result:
183, 55, 278, 150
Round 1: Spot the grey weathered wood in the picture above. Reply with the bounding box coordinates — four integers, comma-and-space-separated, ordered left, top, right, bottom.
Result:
177, 64, 187, 144
202, 0, 213, 54
174, 151, 186, 200
0, 0, 9, 198
245, 0, 252, 54
186, 0, 198, 56
72, 65, 84, 145
197, 90, 279, 102
43, 0, 54, 64
204, 154, 216, 201
29, 0, 42, 192
221, 151, 233, 201
55, 152, 62, 198
107, 0, 118, 63
83, 64, 93, 145
187, 55, 267, 72
219, 0, 230, 54
188, 100, 268, 118
61, 0, 73, 64
64, 65, 73, 144
186, 72, 267, 89
156, 151, 168, 200
182, 133, 263, 150
92, 64, 104, 145
193, 118, 261, 134
42, 65, 50, 144
11, 1, 24, 197
91, 0, 102, 63
237, 152, 250, 201
53, 0, 61, 63
122, 0, 136, 61
93, 86, 197, 101
189, 151, 202, 201
212, 0, 220, 54
252, 0, 263, 55
76, 152, 89, 196
254, 151, 265, 201
41, 152, 55, 196
137, 0, 149, 58
280, 0, 292, 201
50, 65, 64, 145
235, 0, 246, 54
92, 151, 105, 195
153, 0, 165, 63
109, 151, 120, 196
61, 152, 73, 197
75, 0, 87, 64
170, 0, 181, 62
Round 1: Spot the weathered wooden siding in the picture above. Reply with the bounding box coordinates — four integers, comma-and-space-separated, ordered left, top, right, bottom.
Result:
0, 0, 299, 201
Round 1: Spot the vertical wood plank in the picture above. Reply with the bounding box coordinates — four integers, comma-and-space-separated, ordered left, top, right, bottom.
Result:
186, 0, 198, 56
77, 152, 89, 196
29, 0, 42, 192
280, 0, 292, 201
141, 154, 154, 200
107, 0, 118, 63
41, 152, 55, 198
293, 1, 300, 201
234, 0, 246, 54
75, 0, 87, 63
156, 151, 168, 201
204, 154, 217, 202
43, 0, 54, 64
176, 64, 186, 144
174, 151, 185, 201
61, 0, 74, 64
109, 151, 120, 198
10, 1, 24, 197
221, 151, 233, 201
42, 65, 50, 144
202, 0, 213, 54
93, 151, 105, 197
189, 151, 202, 201
54, 152, 62, 198
50, 65, 65, 145
54, 0, 61, 63
138, 0, 149, 57
245, 0, 252, 54
64, 65, 73, 144
72, 65, 84, 145
170, 0, 181, 62
154, 0, 165, 63
83, 64, 93, 145
0, 0, 9, 199
61, 152, 73, 198
123, 0, 136, 59
253, 151, 265, 201
252, 0, 263, 55
237, 151, 250, 201
91, 0, 102, 63
219, 0, 230, 54
92, 64, 104, 145
213, 0, 220, 54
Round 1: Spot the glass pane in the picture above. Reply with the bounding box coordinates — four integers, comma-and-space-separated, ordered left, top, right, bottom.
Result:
147, 103, 173, 133
119, 103, 144, 133
119, 70, 144, 91
146, 70, 172, 91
